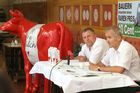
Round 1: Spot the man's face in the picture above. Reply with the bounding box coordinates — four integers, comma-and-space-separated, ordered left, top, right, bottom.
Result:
105, 30, 120, 48
82, 30, 95, 47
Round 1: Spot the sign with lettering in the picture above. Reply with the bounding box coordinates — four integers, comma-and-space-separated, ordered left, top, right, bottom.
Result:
118, 1, 140, 37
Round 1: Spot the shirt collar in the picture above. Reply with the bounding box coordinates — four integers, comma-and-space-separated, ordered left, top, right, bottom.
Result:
111, 40, 124, 53
117, 40, 124, 52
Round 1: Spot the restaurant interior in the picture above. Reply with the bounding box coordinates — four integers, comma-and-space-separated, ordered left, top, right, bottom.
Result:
0, 0, 140, 93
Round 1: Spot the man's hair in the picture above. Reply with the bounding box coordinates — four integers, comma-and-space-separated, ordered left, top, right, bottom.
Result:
83, 27, 95, 34
105, 25, 122, 37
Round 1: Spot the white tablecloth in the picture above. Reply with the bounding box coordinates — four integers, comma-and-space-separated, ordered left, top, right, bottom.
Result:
30, 60, 138, 93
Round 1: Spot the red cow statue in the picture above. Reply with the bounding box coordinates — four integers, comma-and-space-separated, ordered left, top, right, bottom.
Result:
0, 10, 73, 93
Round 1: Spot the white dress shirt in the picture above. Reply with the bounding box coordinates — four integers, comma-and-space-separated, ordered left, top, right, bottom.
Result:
78, 38, 109, 63
101, 40, 140, 81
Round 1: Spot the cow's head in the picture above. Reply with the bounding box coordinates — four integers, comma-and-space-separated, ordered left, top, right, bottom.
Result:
0, 9, 24, 35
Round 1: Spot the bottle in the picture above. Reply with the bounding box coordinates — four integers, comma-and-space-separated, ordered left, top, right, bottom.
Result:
67, 56, 70, 65
14, 40, 18, 45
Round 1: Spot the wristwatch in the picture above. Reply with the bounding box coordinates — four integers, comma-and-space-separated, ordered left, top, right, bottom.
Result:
97, 67, 101, 71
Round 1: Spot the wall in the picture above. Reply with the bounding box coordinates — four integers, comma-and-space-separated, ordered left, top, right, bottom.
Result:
51, 0, 118, 44
56, 0, 140, 57
0, 0, 11, 19
13, 2, 47, 23
0, 0, 8, 7
13, 0, 47, 23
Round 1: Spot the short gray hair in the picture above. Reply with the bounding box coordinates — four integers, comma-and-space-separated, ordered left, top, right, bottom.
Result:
105, 26, 122, 37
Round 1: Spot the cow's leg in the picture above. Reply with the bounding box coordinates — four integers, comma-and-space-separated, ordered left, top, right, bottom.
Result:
44, 78, 49, 93
24, 61, 32, 93
31, 74, 40, 93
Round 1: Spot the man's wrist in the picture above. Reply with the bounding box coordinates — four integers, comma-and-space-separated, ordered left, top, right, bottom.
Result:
97, 66, 101, 71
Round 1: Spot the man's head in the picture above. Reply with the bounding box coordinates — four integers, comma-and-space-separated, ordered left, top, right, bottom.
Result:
105, 26, 122, 49
82, 28, 96, 48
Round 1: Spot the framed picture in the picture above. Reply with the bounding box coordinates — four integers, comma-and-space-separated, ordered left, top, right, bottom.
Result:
82, 5, 90, 25
65, 6, 72, 23
102, 5, 113, 26
73, 5, 80, 24
91, 5, 100, 26
59, 6, 64, 22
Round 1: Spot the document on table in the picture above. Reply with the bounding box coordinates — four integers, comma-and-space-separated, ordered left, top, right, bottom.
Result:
57, 62, 112, 77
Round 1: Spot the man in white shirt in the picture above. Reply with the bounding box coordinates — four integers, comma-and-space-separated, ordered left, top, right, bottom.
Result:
89, 26, 140, 82
78, 28, 109, 64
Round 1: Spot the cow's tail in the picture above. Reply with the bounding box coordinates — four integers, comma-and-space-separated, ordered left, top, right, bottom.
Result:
56, 22, 64, 59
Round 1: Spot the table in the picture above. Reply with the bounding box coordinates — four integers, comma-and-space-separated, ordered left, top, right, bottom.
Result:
3, 43, 21, 48
0, 30, 8, 34
2, 43, 24, 82
30, 60, 138, 93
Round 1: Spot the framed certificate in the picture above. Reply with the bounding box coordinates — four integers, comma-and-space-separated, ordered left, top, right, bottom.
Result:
102, 5, 113, 26
91, 5, 100, 26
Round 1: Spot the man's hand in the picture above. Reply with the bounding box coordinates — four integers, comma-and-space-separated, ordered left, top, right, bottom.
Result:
78, 56, 87, 62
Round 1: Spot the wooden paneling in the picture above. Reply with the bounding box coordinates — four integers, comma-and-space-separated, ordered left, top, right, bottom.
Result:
13, 2, 47, 23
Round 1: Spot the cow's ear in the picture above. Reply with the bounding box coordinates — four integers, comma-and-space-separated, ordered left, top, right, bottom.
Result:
9, 9, 24, 17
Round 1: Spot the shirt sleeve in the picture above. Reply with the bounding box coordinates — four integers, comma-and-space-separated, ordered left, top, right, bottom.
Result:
117, 47, 132, 70
89, 44, 107, 64
78, 45, 86, 57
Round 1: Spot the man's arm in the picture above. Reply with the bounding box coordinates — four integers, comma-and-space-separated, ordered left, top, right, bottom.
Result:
89, 62, 125, 73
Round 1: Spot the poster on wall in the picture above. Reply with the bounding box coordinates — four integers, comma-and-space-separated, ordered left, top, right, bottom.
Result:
102, 5, 113, 27
73, 6, 80, 24
91, 5, 100, 26
59, 6, 64, 22
118, 1, 140, 37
